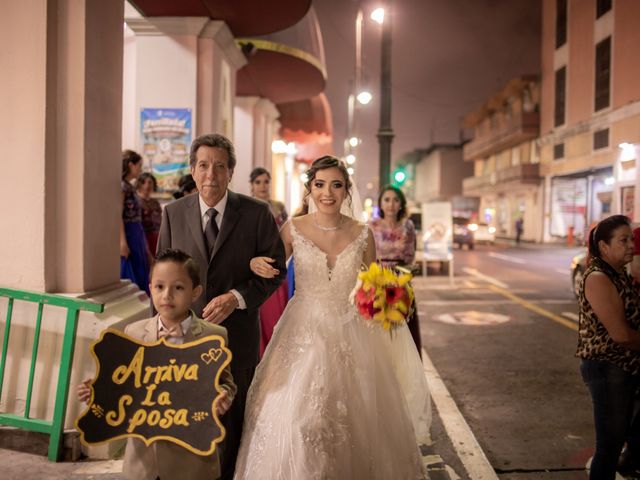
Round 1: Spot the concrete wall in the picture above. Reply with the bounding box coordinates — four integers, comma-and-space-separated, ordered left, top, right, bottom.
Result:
440, 148, 473, 198
414, 151, 442, 202
233, 97, 280, 196
0, 0, 153, 433
613, 1, 640, 108
1, 0, 123, 292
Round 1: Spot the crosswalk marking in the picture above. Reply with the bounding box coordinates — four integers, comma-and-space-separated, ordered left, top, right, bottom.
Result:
462, 268, 509, 288
488, 285, 578, 331
487, 252, 526, 264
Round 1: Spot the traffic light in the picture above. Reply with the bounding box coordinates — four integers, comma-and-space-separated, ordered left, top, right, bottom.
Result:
392, 166, 407, 186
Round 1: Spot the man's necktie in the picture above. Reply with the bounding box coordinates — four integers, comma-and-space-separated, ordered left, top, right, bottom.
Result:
204, 208, 219, 257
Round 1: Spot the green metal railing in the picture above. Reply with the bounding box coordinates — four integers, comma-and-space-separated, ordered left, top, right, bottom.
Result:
0, 287, 103, 461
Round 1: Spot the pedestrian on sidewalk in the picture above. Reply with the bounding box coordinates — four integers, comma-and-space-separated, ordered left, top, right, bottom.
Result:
515, 217, 523, 244
576, 215, 640, 480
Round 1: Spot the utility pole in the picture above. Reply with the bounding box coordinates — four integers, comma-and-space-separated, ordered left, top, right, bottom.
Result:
377, 0, 393, 188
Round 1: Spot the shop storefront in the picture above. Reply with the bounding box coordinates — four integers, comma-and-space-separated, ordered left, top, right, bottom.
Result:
549, 167, 613, 241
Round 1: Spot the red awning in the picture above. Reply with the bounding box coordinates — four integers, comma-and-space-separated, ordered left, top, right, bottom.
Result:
236, 6, 327, 104
129, 0, 311, 37
237, 44, 325, 104
278, 93, 333, 162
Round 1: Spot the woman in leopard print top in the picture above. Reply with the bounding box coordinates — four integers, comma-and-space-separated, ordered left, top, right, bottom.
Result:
576, 214, 640, 479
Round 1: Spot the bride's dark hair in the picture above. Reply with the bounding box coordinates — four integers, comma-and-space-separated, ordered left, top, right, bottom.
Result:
303, 156, 353, 206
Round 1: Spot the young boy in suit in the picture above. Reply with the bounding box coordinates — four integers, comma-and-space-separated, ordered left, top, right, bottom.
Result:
79, 249, 236, 480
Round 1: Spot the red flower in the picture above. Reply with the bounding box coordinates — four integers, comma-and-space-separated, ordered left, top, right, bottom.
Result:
385, 286, 406, 305
355, 287, 376, 319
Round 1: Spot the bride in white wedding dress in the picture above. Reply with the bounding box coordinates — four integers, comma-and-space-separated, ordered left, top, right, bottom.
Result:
233, 156, 431, 480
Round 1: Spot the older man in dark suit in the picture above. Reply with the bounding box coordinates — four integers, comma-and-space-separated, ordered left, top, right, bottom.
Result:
157, 133, 286, 479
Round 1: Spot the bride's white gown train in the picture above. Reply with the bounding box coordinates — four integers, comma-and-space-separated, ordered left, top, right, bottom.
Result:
234, 222, 431, 479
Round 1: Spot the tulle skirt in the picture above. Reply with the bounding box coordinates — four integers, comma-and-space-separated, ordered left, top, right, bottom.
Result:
234, 293, 431, 480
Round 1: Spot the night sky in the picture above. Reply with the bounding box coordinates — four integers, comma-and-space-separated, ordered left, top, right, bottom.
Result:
313, 0, 542, 201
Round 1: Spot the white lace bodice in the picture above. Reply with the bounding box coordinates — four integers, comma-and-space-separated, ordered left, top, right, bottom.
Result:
289, 220, 368, 304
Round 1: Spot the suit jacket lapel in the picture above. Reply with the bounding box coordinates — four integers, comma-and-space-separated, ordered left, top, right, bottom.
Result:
183, 314, 204, 342
185, 194, 208, 261
142, 316, 159, 342
212, 190, 241, 258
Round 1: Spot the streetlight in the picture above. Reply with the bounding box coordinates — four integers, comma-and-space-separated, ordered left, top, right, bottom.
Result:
376, 2, 394, 188
356, 90, 372, 105
370, 7, 385, 24
345, 5, 374, 161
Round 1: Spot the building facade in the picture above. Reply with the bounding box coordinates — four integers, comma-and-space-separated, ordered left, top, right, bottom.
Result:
462, 77, 544, 241
540, 0, 640, 242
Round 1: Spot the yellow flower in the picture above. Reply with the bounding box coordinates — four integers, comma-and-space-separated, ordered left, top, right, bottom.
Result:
356, 262, 414, 331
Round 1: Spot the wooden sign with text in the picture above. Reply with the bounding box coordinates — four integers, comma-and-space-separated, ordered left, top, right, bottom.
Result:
76, 329, 231, 456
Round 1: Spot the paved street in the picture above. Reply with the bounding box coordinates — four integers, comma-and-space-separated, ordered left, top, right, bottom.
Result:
0, 242, 617, 479
418, 241, 594, 479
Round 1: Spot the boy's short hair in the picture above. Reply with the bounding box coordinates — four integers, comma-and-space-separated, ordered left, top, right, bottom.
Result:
153, 249, 202, 287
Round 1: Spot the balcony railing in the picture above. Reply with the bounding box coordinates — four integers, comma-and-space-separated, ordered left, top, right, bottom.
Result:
463, 111, 539, 161
462, 163, 541, 195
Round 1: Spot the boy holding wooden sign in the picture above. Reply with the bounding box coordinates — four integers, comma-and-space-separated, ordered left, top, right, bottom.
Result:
78, 249, 236, 480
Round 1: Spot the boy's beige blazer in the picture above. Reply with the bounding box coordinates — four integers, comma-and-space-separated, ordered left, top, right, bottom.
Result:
122, 315, 236, 480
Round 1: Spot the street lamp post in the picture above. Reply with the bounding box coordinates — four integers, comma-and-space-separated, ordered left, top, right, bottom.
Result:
377, 0, 394, 188
345, 6, 371, 173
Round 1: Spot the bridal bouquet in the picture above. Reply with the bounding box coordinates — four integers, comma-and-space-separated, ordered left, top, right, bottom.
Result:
351, 262, 414, 331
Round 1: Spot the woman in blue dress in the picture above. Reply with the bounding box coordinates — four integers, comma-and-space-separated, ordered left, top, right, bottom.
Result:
120, 150, 150, 293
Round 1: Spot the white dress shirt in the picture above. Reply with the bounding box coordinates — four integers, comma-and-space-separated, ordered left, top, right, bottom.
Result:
157, 314, 192, 345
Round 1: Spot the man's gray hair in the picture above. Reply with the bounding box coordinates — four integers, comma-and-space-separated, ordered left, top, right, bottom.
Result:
189, 133, 236, 169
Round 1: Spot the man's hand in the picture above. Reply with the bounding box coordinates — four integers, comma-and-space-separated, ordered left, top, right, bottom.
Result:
203, 292, 239, 324
215, 390, 233, 416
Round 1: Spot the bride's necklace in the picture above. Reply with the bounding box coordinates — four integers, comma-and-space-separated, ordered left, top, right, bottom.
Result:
313, 213, 343, 231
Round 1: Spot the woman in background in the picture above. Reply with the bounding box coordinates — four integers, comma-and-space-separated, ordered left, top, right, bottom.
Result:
249, 167, 289, 356
173, 173, 197, 200
136, 172, 162, 253
577, 214, 640, 479
369, 185, 422, 355
120, 150, 150, 293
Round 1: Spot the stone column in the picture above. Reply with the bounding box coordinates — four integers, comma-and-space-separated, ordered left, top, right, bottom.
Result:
0, 1, 154, 443
0, 0, 123, 293
233, 97, 280, 195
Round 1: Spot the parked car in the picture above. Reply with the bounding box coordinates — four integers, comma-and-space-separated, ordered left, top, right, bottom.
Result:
469, 222, 496, 244
453, 217, 474, 249
570, 251, 587, 298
